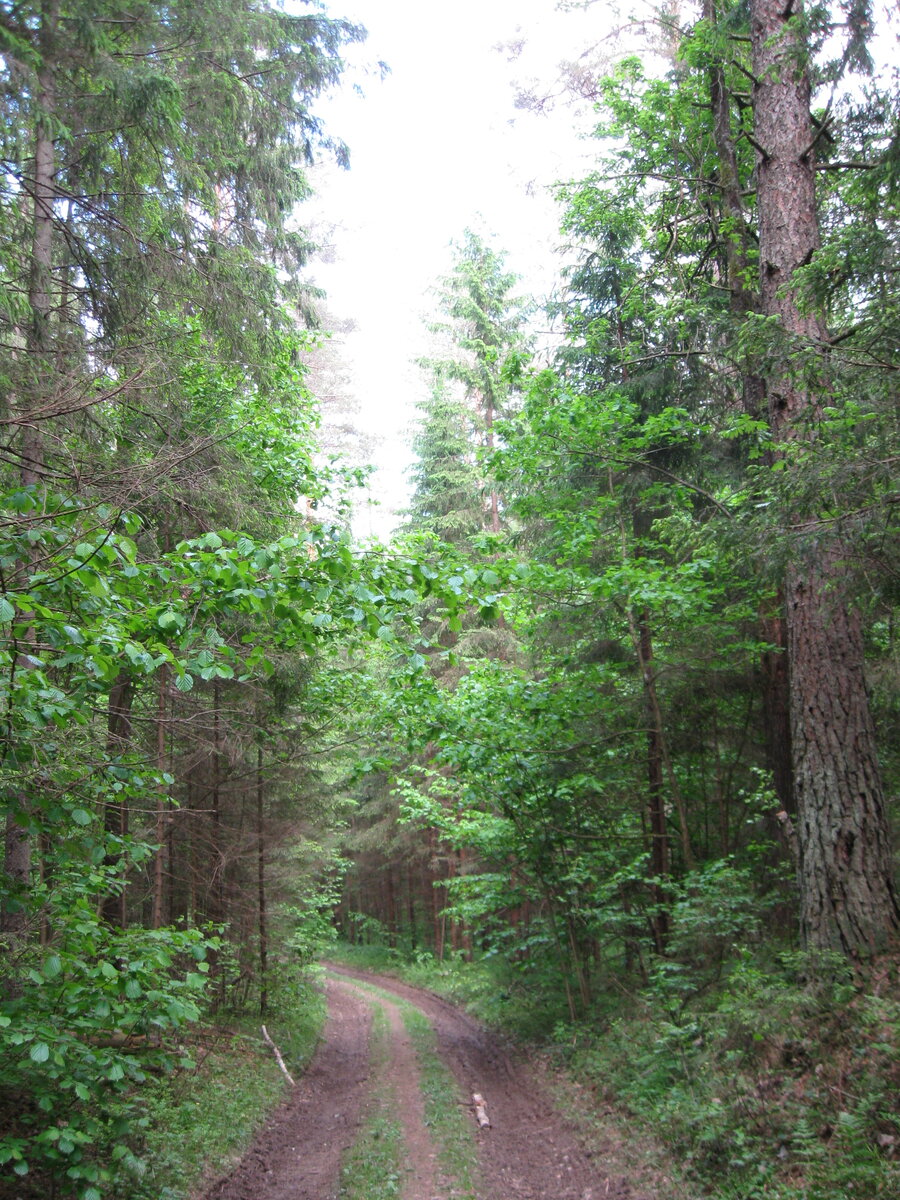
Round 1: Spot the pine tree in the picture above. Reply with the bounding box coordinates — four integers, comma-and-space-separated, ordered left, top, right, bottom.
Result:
749, 0, 899, 954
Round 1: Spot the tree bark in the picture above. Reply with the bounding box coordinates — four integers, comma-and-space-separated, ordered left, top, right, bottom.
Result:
257, 746, 268, 1018
2, 0, 59, 938
151, 666, 168, 929
703, 0, 793, 812
750, 0, 899, 954
101, 672, 134, 927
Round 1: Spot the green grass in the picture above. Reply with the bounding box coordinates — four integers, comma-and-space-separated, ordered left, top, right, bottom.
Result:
401, 1005, 480, 1200
127, 972, 326, 1200
339, 1005, 404, 1200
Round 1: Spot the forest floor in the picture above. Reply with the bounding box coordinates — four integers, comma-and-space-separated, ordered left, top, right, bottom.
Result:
200, 963, 687, 1200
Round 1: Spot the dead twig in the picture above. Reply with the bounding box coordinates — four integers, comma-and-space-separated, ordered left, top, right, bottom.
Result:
261, 1024, 296, 1087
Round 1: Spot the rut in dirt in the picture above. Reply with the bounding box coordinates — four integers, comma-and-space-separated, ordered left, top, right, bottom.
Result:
202, 965, 652, 1200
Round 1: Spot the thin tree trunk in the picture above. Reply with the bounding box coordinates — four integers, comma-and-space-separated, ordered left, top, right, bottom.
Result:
20, 0, 57, 486
639, 608, 670, 952
102, 672, 134, 927
2, 0, 59, 939
210, 680, 224, 921
152, 666, 168, 929
750, 0, 899, 954
760, 600, 793, 813
257, 746, 268, 1018
623, 501, 695, 874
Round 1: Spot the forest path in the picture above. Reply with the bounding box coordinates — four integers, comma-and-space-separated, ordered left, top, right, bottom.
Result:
202, 963, 650, 1200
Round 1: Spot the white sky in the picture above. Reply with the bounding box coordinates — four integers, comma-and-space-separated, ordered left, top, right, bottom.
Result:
306, 0, 899, 538
307, 0, 605, 538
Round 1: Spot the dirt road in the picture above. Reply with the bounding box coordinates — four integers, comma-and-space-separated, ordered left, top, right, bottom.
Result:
202, 964, 655, 1200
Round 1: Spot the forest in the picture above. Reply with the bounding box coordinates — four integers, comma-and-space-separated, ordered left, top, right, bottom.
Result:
0, 1, 897, 1199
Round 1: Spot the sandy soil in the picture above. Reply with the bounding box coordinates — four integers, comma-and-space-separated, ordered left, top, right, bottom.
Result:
201, 964, 655, 1200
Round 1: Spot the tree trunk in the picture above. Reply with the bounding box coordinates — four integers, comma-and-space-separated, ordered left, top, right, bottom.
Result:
101, 672, 134, 927
20, 0, 58, 486
2, 1, 59, 938
750, 0, 899, 955
151, 667, 168, 929
257, 746, 268, 1018
703, 0, 793, 812
639, 608, 670, 953
759, 600, 793, 814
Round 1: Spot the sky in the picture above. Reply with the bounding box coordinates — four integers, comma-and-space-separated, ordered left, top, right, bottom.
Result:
306, 0, 606, 538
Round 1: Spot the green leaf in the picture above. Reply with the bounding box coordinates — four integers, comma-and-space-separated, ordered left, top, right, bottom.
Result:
71, 809, 92, 827
0, 596, 14, 622
29, 1042, 50, 1063
175, 673, 194, 692
42, 955, 62, 980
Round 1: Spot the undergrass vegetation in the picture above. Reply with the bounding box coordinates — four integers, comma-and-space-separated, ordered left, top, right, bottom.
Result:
339, 1004, 404, 1200
571, 951, 900, 1200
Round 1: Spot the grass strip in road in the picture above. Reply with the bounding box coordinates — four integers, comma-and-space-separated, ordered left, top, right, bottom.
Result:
339, 1004, 405, 1200
329, 973, 481, 1200
400, 1005, 480, 1200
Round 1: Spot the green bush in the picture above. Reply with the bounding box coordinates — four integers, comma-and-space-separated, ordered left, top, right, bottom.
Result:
1, 908, 218, 1199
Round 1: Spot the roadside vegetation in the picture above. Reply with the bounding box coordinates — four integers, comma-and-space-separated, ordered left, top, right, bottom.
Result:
116, 969, 325, 1200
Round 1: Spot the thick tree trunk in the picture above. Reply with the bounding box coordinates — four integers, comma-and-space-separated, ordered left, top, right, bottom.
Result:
750, 0, 899, 955
787, 552, 899, 952
703, 0, 793, 811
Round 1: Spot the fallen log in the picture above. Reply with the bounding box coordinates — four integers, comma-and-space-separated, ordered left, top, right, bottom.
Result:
472, 1092, 491, 1128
